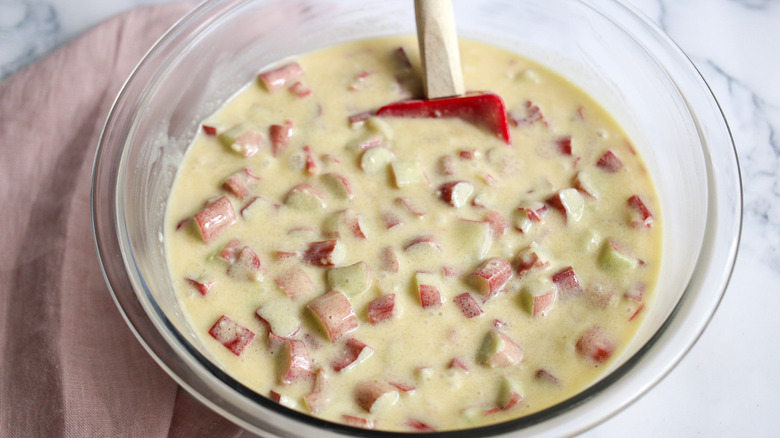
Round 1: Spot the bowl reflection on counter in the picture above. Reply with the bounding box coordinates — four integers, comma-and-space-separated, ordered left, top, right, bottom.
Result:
91, 0, 741, 436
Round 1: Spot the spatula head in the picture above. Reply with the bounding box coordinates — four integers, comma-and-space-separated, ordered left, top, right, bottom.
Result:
376, 92, 512, 145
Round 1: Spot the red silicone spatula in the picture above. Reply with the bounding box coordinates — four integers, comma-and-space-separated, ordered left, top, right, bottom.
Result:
376, 0, 511, 144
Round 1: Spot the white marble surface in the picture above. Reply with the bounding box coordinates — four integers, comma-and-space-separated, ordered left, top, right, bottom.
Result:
1, 0, 777, 436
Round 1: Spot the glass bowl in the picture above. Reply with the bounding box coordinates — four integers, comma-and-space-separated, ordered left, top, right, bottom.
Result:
91, 0, 742, 436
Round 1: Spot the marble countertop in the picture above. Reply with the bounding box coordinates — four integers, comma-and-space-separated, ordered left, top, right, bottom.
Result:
2, 0, 777, 436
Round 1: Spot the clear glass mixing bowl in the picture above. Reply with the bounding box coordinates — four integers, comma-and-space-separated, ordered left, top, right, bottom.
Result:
91, 0, 742, 436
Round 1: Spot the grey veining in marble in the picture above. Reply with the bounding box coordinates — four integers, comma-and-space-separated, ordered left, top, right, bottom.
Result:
0, 1, 61, 79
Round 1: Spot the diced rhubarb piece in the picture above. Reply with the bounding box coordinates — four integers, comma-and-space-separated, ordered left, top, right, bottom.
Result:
418, 285, 442, 308
406, 418, 436, 432
535, 368, 560, 385
320, 172, 354, 200
586, 283, 616, 309
269, 390, 298, 409
415, 366, 434, 382
467, 257, 512, 296
256, 301, 300, 338
484, 210, 508, 238
275, 250, 300, 260
219, 124, 264, 157
624, 282, 646, 302
227, 245, 264, 282
307, 290, 358, 342
341, 415, 375, 430
360, 146, 395, 174
331, 338, 374, 372
478, 329, 524, 368
270, 120, 293, 157
222, 167, 260, 200
452, 219, 492, 260
303, 391, 328, 414
289, 81, 312, 98
395, 196, 426, 217
449, 357, 471, 373
458, 149, 477, 160
367, 294, 396, 324
576, 326, 616, 364
348, 111, 372, 127
518, 201, 547, 222
274, 266, 315, 299
628, 304, 645, 322
596, 150, 623, 172
454, 293, 484, 318
303, 369, 328, 414
573, 170, 599, 199
278, 339, 314, 384
508, 100, 545, 127
267, 331, 287, 353
376, 93, 511, 144
322, 209, 367, 239
381, 210, 403, 229
404, 235, 442, 254
391, 160, 428, 187
302, 145, 320, 175
438, 155, 456, 175
327, 261, 373, 296
258, 61, 304, 92
627, 194, 655, 228
546, 188, 584, 222
175, 216, 192, 231
513, 201, 548, 234
552, 266, 584, 298
438, 181, 474, 208
365, 116, 394, 138
354, 380, 399, 413
348, 133, 384, 152
240, 195, 278, 221
349, 69, 373, 90
185, 277, 214, 296
202, 124, 218, 136
303, 333, 322, 351
416, 271, 444, 308
388, 381, 415, 393
269, 390, 284, 403
379, 246, 400, 273
194, 196, 236, 244
498, 376, 524, 410
492, 319, 507, 330
438, 266, 458, 279
556, 136, 573, 155
217, 239, 242, 263
521, 277, 557, 317
304, 239, 346, 267
599, 238, 638, 272
208, 315, 255, 356
284, 183, 327, 211
514, 242, 553, 277
393, 46, 413, 69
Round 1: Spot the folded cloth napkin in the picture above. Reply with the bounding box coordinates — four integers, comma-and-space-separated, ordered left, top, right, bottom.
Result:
0, 3, 242, 437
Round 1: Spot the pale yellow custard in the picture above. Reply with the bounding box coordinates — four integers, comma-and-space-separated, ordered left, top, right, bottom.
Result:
165, 36, 661, 432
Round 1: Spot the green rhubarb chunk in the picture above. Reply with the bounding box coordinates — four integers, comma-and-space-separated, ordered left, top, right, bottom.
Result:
498, 376, 523, 409
327, 261, 372, 296
218, 124, 246, 148
477, 330, 504, 365
599, 239, 637, 272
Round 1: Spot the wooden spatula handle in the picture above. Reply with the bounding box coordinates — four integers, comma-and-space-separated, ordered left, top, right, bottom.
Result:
415, 0, 465, 99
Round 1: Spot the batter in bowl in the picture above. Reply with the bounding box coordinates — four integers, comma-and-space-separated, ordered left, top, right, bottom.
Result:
165, 36, 661, 431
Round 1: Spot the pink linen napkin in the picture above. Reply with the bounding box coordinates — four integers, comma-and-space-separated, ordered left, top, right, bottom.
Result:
0, 3, 242, 437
